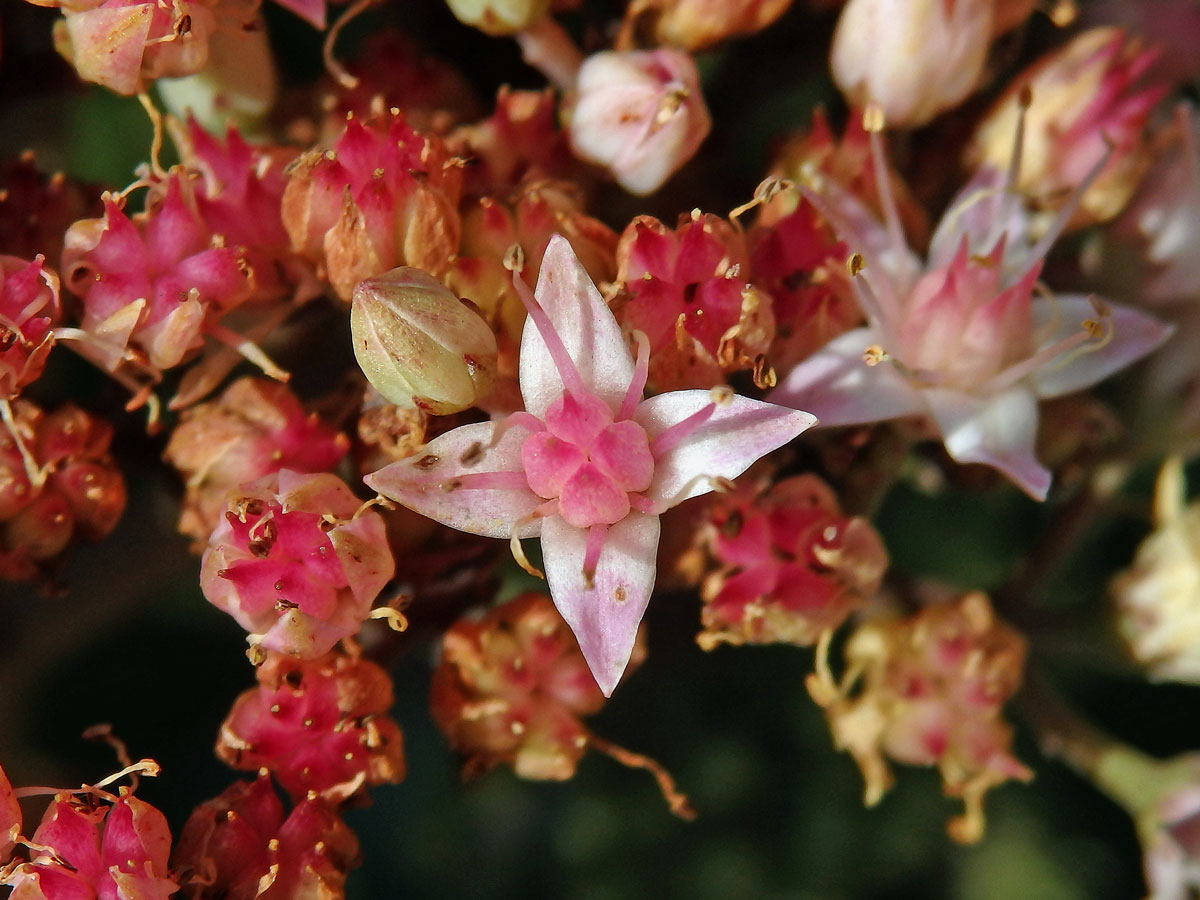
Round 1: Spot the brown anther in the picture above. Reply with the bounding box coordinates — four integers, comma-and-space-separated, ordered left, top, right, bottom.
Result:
503, 243, 525, 274
863, 345, 887, 366
862, 104, 886, 133
847, 253, 865, 276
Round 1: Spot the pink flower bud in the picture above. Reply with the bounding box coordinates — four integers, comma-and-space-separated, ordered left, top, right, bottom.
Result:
200, 470, 394, 658
449, 87, 570, 194
351, 267, 498, 415
217, 652, 405, 802
969, 27, 1166, 228
567, 49, 711, 195
445, 0, 550, 35
174, 774, 361, 900
831, 0, 993, 128
281, 111, 462, 302
165, 378, 349, 547
639, 0, 794, 51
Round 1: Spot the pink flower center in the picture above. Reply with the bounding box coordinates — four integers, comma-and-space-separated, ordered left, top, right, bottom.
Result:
521, 391, 654, 529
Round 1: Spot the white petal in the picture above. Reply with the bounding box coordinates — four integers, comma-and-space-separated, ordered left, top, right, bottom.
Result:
520, 235, 635, 418
925, 386, 1051, 500
769, 327, 926, 427
635, 390, 816, 505
363, 422, 543, 539
542, 512, 660, 697
1030, 294, 1174, 399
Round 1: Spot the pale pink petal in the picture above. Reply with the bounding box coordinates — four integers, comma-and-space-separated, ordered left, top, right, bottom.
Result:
635, 391, 816, 505
364, 422, 543, 539
541, 512, 660, 697
1030, 294, 1174, 399
520, 235, 635, 418
924, 386, 1051, 500
769, 327, 925, 428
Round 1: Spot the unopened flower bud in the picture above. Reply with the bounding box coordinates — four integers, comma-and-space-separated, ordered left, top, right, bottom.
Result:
352, 267, 498, 415
645, 0, 794, 51
444, 0, 550, 35
831, 0, 993, 128
567, 49, 711, 195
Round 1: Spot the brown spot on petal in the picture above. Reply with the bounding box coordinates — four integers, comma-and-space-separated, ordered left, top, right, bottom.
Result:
614, 586, 627, 603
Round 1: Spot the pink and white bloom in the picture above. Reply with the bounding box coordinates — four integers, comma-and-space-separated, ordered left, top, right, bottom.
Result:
366, 235, 814, 695
770, 125, 1172, 500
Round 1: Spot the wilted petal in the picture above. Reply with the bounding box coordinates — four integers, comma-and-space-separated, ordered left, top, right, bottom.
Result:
520, 235, 635, 419
1030, 294, 1173, 399
635, 391, 816, 505
769, 327, 925, 427
925, 386, 1050, 500
364, 422, 543, 539
541, 512, 660, 696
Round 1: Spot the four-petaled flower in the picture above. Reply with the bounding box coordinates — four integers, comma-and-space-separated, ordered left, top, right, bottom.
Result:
366, 235, 814, 695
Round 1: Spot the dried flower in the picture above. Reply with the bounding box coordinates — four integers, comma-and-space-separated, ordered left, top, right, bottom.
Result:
217, 652, 405, 802
811, 590, 1031, 843
174, 774, 360, 900
0, 256, 60, 400
367, 235, 814, 694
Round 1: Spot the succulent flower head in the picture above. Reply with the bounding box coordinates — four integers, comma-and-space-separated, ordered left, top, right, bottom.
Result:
62, 173, 252, 374
616, 211, 774, 391
164, 378, 350, 546
173, 774, 361, 900
281, 110, 462, 301
2, 789, 178, 899
699, 473, 887, 649
216, 652, 405, 802
366, 235, 814, 695
567, 49, 711, 195
199, 470, 394, 658
771, 114, 1172, 499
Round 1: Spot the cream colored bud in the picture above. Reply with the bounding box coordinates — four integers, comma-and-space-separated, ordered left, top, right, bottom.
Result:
831, 0, 993, 128
351, 268, 497, 415
444, 0, 550, 35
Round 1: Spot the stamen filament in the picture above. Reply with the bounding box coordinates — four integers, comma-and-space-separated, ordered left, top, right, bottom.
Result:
583, 523, 608, 587
981, 325, 1096, 394
586, 732, 696, 820
510, 272, 586, 396
650, 402, 716, 459
864, 106, 908, 279
1027, 142, 1113, 266
619, 330, 650, 420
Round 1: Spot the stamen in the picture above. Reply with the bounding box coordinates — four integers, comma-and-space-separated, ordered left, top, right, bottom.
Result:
846, 259, 898, 331
508, 269, 586, 397
582, 523, 608, 588
1027, 140, 1113, 265
368, 607, 409, 632
649, 402, 716, 459
863, 105, 908, 274
586, 732, 696, 820
628, 473, 735, 516
619, 330, 650, 420
981, 307, 1108, 394
508, 500, 559, 579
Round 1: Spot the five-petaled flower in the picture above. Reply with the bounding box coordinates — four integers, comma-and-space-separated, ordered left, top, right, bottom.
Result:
366, 235, 815, 695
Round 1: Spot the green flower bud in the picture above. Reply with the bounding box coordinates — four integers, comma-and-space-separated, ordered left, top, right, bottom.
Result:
351, 268, 497, 415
